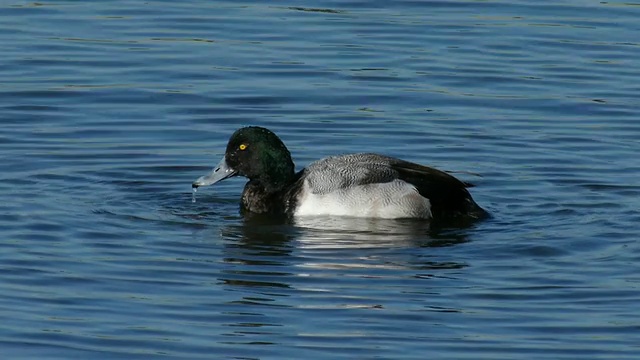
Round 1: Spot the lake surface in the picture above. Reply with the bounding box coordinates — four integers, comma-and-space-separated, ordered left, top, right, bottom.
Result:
2, 0, 640, 359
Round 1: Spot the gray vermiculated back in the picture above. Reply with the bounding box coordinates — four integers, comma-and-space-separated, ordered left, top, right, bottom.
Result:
303, 153, 401, 195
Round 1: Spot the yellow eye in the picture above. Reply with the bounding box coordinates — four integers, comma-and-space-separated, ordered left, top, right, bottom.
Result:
239, 144, 247, 151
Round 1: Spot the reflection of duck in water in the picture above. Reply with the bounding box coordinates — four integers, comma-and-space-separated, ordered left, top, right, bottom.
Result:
193, 126, 486, 222
292, 216, 440, 249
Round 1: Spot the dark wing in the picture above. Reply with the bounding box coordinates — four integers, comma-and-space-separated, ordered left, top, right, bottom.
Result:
389, 159, 486, 220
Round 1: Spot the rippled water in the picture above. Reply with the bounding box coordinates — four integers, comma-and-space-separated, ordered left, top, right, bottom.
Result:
2, 1, 640, 359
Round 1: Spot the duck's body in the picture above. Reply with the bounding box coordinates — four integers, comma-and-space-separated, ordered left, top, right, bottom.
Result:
193, 127, 486, 221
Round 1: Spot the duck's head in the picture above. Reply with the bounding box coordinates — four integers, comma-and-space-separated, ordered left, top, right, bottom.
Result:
192, 126, 295, 191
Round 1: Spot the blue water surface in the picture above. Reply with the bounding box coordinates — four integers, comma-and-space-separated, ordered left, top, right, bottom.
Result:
1, 1, 640, 359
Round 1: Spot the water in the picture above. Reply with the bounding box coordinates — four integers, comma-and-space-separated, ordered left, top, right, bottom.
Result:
2, 0, 640, 359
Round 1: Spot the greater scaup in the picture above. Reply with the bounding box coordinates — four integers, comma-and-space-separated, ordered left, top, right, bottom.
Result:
192, 126, 486, 221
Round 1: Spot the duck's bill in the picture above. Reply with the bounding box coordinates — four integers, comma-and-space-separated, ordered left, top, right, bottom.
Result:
192, 157, 237, 189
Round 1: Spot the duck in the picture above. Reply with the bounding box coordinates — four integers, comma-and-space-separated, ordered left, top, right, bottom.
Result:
192, 126, 486, 221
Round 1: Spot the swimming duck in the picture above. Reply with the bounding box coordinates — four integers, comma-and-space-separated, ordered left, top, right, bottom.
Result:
192, 126, 486, 220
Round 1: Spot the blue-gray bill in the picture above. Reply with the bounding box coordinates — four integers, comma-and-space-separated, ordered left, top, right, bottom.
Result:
192, 157, 237, 189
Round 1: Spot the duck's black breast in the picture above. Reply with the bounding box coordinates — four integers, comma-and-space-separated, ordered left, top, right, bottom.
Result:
240, 171, 304, 216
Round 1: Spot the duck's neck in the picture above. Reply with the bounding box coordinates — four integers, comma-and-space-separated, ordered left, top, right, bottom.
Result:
253, 170, 295, 194
256, 152, 296, 194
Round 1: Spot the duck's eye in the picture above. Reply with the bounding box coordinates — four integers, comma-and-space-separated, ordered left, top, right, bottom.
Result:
239, 144, 247, 151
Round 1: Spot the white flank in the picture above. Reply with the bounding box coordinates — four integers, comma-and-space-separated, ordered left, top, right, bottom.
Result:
294, 179, 432, 219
